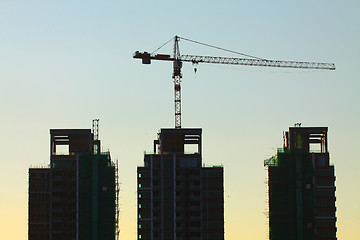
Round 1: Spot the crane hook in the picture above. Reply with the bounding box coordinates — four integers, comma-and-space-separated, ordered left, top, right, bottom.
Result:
192, 61, 198, 74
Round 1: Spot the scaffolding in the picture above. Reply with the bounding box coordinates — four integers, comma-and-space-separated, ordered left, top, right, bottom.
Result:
115, 158, 120, 240
264, 155, 277, 167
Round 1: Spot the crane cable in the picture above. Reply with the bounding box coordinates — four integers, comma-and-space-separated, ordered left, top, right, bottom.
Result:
178, 36, 267, 60
151, 35, 268, 61
151, 37, 175, 55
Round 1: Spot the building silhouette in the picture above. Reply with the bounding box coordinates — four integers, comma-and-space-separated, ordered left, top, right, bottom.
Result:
28, 126, 119, 240
264, 126, 337, 240
137, 128, 224, 240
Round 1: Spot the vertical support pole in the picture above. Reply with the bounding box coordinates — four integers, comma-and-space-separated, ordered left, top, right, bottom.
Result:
92, 119, 99, 141
115, 158, 120, 240
199, 152, 203, 240
160, 152, 164, 240
76, 154, 79, 240
295, 153, 303, 240
50, 169, 53, 240
150, 155, 153, 240
173, 154, 176, 240
173, 36, 182, 129
324, 132, 328, 153
174, 76, 181, 129
92, 154, 99, 240
92, 119, 100, 154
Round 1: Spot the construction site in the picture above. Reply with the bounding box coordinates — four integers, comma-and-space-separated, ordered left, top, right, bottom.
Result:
28, 120, 120, 240
27, 36, 337, 240
132, 36, 337, 240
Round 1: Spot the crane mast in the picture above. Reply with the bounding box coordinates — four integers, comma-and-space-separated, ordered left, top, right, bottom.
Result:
173, 36, 182, 129
133, 36, 335, 129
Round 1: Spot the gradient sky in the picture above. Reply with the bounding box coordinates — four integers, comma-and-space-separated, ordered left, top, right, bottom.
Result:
1, 1, 359, 239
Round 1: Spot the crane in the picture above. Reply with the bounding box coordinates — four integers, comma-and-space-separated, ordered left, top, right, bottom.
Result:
133, 36, 335, 129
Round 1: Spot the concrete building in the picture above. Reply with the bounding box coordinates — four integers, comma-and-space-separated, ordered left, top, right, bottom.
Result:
28, 126, 119, 240
264, 126, 337, 240
137, 128, 224, 240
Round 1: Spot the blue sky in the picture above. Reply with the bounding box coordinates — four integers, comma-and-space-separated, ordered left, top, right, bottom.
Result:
0, 1, 359, 239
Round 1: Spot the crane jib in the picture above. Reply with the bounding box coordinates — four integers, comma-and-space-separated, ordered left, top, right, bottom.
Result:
179, 55, 336, 70
133, 51, 335, 70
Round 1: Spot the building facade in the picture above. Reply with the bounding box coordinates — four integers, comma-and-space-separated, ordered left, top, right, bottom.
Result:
28, 128, 119, 240
137, 128, 224, 240
264, 126, 337, 240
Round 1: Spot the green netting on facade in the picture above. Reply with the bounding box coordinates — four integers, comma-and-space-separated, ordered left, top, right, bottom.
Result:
268, 151, 316, 240
264, 156, 277, 167
79, 153, 92, 240
79, 153, 115, 240
98, 154, 115, 240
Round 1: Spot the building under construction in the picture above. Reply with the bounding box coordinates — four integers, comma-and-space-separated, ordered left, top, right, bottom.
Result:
137, 128, 224, 240
264, 126, 336, 240
28, 123, 119, 240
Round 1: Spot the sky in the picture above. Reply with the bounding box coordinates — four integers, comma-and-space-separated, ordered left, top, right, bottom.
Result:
0, 0, 359, 239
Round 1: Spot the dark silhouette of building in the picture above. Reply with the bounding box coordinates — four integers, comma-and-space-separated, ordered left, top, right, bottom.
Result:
264, 126, 337, 240
137, 128, 224, 240
28, 126, 119, 240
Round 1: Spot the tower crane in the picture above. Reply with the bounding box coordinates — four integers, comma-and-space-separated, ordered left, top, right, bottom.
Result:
134, 36, 335, 129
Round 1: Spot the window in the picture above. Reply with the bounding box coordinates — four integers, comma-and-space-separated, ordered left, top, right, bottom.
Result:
179, 158, 198, 168
55, 144, 69, 155
139, 224, 142, 229
139, 204, 142, 209
317, 157, 326, 166
139, 234, 142, 239
310, 143, 321, 153
139, 194, 142, 198
138, 173, 142, 178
